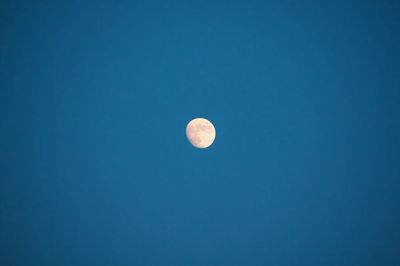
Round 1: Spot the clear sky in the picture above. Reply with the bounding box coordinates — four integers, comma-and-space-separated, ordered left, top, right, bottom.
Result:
1, 1, 400, 265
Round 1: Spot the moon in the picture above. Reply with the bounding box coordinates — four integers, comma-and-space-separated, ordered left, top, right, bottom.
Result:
186, 118, 216, 149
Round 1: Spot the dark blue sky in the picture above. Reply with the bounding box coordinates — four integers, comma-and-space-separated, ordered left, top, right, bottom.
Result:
1, 1, 399, 265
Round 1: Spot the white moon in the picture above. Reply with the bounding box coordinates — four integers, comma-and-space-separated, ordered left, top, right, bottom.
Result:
186, 118, 216, 149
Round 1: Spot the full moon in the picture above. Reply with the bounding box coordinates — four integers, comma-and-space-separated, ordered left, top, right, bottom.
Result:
186, 118, 216, 149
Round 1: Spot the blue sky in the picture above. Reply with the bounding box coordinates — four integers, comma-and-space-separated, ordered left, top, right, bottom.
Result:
1, 1, 399, 265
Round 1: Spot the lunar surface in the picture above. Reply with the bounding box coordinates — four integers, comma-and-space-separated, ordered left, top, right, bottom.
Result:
186, 118, 216, 148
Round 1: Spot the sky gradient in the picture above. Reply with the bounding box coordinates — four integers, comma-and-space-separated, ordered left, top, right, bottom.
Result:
1, 1, 400, 265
